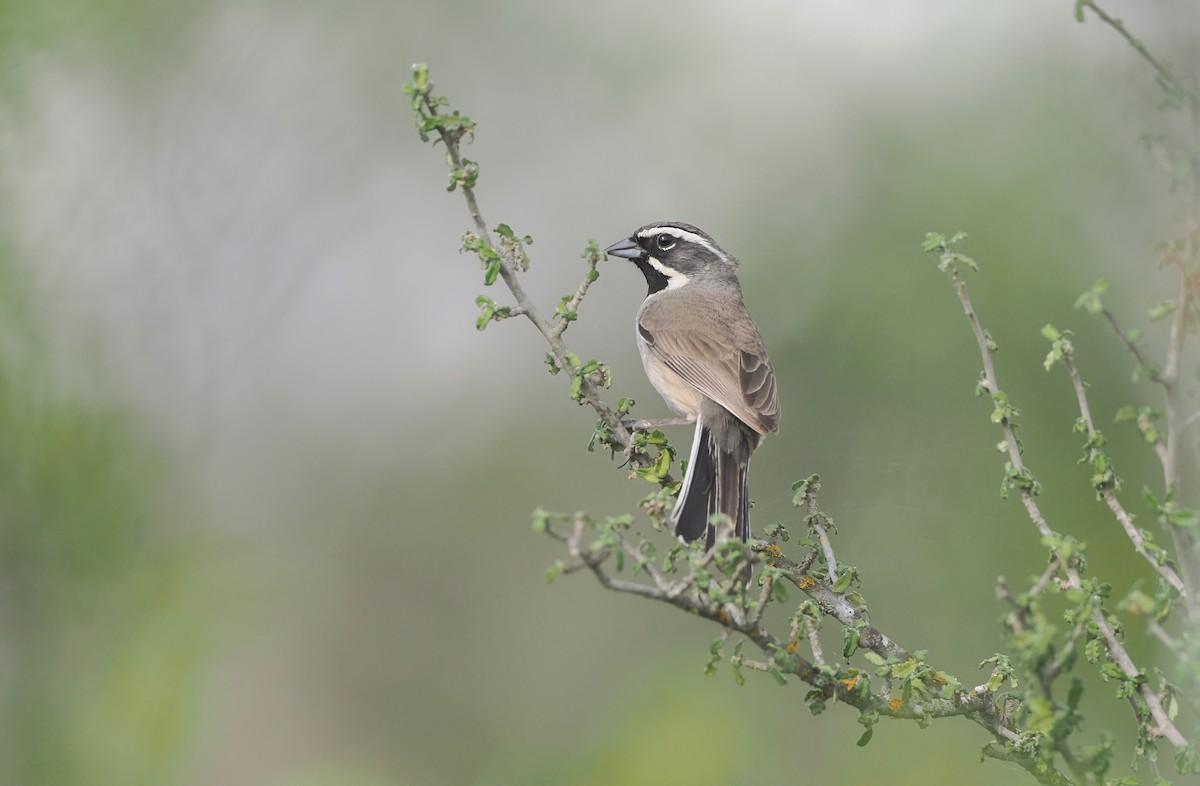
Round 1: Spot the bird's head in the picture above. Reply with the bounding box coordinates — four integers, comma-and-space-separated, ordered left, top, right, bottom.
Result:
604, 222, 739, 296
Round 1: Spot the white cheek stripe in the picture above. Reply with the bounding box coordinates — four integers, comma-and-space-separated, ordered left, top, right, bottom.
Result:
647, 255, 690, 290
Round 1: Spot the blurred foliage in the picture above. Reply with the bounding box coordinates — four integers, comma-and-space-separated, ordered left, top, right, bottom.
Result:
0, 240, 220, 785
0, 10, 222, 772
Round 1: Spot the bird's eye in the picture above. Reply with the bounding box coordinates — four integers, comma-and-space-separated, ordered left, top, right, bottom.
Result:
655, 234, 676, 251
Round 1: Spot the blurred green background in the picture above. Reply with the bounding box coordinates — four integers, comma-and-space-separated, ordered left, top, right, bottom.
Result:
1, 1, 1198, 784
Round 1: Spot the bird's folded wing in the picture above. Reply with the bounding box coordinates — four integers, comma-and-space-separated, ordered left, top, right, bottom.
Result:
638, 308, 779, 435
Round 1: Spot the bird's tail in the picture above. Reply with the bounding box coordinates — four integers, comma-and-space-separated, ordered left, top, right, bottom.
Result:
671, 414, 751, 547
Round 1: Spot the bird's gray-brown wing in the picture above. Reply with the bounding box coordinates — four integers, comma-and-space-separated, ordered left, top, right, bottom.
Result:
638, 292, 780, 435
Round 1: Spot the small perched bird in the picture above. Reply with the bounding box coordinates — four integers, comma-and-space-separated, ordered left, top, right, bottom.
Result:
604, 222, 779, 546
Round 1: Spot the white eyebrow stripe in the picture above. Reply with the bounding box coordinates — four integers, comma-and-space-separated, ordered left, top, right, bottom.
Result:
647, 255, 690, 290
636, 226, 721, 258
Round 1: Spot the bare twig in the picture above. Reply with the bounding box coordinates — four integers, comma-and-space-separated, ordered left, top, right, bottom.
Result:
1184, 409, 1200, 432
1102, 308, 1165, 384
1028, 560, 1063, 598
807, 494, 839, 584
1077, 1, 1200, 108
805, 619, 826, 666
1147, 618, 1181, 653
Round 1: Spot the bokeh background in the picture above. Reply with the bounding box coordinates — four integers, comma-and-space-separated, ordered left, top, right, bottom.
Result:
1, 1, 1198, 784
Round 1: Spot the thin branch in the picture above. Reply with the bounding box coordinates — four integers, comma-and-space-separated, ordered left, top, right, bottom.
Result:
756, 541, 912, 664
1147, 618, 1181, 653
562, 521, 1070, 786
1184, 409, 1200, 432
808, 499, 839, 584
1102, 308, 1164, 385
949, 268, 1060, 554
747, 570, 774, 627
949, 266, 1188, 748
1029, 560, 1063, 598
805, 619, 826, 666
1080, 1, 1200, 612
417, 89, 661, 473
1077, 1, 1200, 108
551, 257, 600, 340
1062, 353, 1188, 597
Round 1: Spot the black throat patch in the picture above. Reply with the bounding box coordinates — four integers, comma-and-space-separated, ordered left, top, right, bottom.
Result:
633, 257, 669, 296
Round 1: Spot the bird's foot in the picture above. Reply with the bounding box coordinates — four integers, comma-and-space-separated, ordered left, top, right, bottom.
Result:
622, 417, 694, 432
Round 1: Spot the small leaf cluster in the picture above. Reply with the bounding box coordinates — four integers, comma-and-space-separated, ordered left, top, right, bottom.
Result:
922, 231, 978, 273
1073, 278, 1108, 316
1114, 405, 1163, 446
1143, 488, 1198, 536
473, 295, 511, 331
403, 63, 477, 147
403, 64, 479, 191
461, 231, 503, 286
495, 223, 532, 272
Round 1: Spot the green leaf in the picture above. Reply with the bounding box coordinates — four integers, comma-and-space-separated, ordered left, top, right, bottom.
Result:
411, 62, 429, 89
1176, 745, 1200, 774
474, 294, 496, 330
483, 258, 500, 286
1074, 278, 1108, 315
545, 560, 566, 583
921, 232, 947, 253
1113, 405, 1137, 423
856, 726, 874, 747
634, 446, 673, 483
922, 231, 976, 273
843, 626, 861, 658
1165, 508, 1199, 531
1148, 300, 1177, 322
1099, 661, 1126, 681
705, 636, 723, 677
1067, 678, 1084, 710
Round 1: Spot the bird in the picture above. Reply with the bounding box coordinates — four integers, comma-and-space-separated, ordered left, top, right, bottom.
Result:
604, 222, 779, 547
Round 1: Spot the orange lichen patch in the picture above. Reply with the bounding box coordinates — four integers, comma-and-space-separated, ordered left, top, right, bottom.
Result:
888, 697, 904, 713
718, 609, 731, 623
786, 638, 801, 654
931, 672, 949, 685
798, 576, 816, 590
762, 543, 784, 562
840, 677, 858, 691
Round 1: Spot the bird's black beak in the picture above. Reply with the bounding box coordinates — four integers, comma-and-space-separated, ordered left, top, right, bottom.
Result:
603, 236, 643, 260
